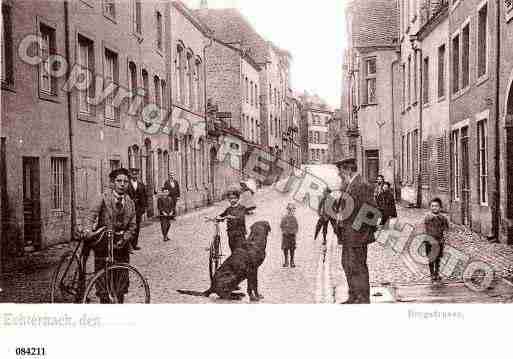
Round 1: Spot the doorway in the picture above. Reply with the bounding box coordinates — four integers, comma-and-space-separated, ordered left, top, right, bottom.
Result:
460, 126, 471, 226
22, 157, 41, 250
365, 150, 380, 184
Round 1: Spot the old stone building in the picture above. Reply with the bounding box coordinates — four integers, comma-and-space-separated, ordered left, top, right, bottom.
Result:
169, 1, 210, 212
345, 0, 400, 184
203, 37, 262, 198
0, 0, 216, 257
298, 93, 332, 165
193, 7, 292, 162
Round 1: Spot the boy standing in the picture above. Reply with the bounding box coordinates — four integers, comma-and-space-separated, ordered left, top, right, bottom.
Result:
157, 187, 174, 242
216, 187, 247, 253
424, 198, 449, 282
280, 203, 299, 268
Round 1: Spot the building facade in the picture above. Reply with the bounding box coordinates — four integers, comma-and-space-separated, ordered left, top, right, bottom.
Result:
346, 0, 400, 185
0, 0, 216, 258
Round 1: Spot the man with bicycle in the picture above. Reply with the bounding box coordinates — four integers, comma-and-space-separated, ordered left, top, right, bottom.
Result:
82, 168, 137, 303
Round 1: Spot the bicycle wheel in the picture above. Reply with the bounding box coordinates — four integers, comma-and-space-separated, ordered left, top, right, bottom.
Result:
208, 235, 221, 282
50, 252, 84, 303
82, 263, 150, 304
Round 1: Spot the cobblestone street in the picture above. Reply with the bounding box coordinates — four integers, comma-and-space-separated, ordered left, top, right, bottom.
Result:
2, 168, 513, 304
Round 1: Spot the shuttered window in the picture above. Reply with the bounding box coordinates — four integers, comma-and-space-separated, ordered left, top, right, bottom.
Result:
51, 158, 66, 210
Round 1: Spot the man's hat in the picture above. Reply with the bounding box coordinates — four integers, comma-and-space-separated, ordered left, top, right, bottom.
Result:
109, 168, 131, 181
333, 155, 357, 168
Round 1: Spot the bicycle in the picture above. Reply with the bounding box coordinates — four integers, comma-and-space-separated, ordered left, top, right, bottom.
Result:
50, 227, 150, 304
205, 216, 224, 282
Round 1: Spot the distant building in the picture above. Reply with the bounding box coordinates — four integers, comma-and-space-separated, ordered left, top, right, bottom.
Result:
299, 93, 332, 165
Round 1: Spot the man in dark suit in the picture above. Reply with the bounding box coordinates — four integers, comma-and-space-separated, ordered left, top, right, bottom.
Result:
127, 168, 147, 250
163, 173, 180, 220
334, 157, 381, 304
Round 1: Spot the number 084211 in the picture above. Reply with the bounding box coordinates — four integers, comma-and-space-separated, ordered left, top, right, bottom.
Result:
15, 347, 46, 356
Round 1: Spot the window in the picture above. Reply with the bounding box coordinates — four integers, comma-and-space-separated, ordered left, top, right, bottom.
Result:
413, 129, 419, 181
477, 119, 488, 204
1, 4, 13, 85
77, 35, 94, 115
406, 132, 411, 182
407, 55, 411, 105
104, 49, 119, 121
269, 85, 272, 105
364, 58, 377, 104
402, 63, 406, 111
255, 84, 258, 107
246, 77, 249, 104
142, 69, 149, 108
423, 57, 429, 104
128, 61, 137, 101
452, 34, 460, 94
402, 135, 406, 180
251, 118, 255, 142
133, 0, 142, 34
462, 23, 470, 88
250, 81, 254, 106
477, 3, 488, 78
154, 75, 161, 115
175, 45, 183, 103
413, 51, 418, 103
161, 79, 167, 112
451, 130, 460, 200
194, 59, 201, 112
438, 44, 446, 98
39, 24, 57, 95
186, 53, 194, 108
103, 0, 115, 19
51, 158, 66, 211
308, 131, 313, 143
156, 11, 163, 50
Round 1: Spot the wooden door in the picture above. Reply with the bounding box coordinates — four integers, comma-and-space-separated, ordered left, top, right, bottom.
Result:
22, 157, 41, 250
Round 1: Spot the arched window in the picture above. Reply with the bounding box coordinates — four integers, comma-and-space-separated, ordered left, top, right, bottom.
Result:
154, 75, 161, 110
132, 145, 140, 170
250, 80, 254, 106
128, 62, 137, 107
161, 80, 166, 112
274, 118, 278, 138
195, 57, 202, 112
251, 118, 255, 142
186, 52, 193, 108
245, 77, 249, 103
128, 147, 133, 169
175, 44, 183, 103
157, 149, 163, 191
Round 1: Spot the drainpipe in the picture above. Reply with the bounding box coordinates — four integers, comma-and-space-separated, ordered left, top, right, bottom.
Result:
203, 33, 213, 202
64, 0, 77, 239
493, 0, 501, 239
411, 38, 423, 208
390, 55, 400, 199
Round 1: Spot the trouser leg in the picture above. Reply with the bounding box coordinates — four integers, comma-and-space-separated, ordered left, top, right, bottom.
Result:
341, 246, 355, 300
132, 214, 142, 247
352, 245, 370, 303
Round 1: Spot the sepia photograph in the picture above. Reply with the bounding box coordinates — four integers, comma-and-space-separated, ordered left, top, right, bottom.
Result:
1, 0, 512, 357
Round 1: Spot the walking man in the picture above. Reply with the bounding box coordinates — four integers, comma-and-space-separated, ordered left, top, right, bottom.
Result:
164, 173, 180, 220
334, 157, 381, 304
127, 168, 147, 251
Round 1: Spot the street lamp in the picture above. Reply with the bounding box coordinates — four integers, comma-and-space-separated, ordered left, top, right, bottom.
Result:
410, 34, 423, 208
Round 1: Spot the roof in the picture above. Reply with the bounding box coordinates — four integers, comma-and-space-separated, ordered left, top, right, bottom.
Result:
172, 1, 213, 36
192, 8, 292, 64
347, 0, 399, 48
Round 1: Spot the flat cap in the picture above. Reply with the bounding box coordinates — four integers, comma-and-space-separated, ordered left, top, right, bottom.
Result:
109, 168, 131, 180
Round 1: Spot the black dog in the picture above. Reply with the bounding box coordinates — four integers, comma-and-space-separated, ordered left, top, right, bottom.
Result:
177, 221, 271, 301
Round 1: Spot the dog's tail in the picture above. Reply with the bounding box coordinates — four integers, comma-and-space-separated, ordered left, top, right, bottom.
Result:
176, 289, 211, 297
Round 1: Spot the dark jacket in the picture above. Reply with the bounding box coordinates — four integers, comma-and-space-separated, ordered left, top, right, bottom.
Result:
85, 191, 137, 256
157, 195, 174, 217
127, 180, 147, 215
336, 175, 380, 247
376, 189, 397, 219
164, 179, 180, 199
219, 204, 247, 235
280, 214, 299, 235
424, 213, 449, 242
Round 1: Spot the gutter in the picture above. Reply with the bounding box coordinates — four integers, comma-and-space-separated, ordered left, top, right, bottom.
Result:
493, 0, 501, 239
64, 0, 77, 239
391, 54, 400, 199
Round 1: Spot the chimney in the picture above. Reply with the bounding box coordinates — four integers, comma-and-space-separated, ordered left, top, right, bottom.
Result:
200, 0, 208, 9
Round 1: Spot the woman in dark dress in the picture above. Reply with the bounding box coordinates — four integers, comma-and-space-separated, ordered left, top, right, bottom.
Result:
376, 181, 397, 228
